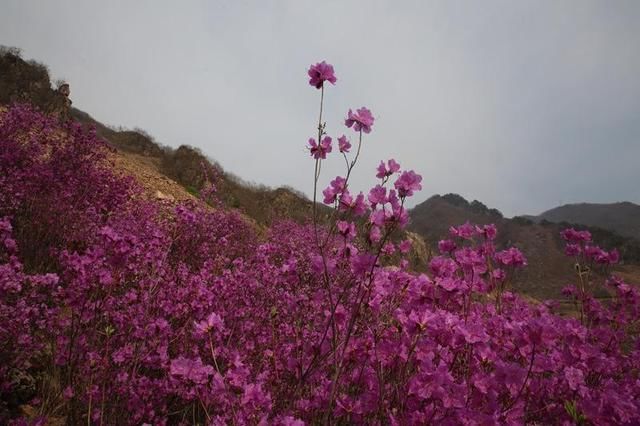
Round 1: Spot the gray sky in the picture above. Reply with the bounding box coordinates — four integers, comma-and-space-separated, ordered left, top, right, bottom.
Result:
2, 1, 639, 216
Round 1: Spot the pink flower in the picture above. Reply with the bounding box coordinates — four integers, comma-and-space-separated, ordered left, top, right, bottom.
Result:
308, 61, 337, 89
311, 255, 336, 274
368, 185, 387, 207
492, 268, 506, 281
351, 253, 377, 276
399, 239, 412, 254
449, 222, 476, 240
322, 176, 346, 204
339, 191, 367, 216
494, 247, 527, 268
475, 224, 497, 241
608, 248, 620, 264
62, 386, 74, 400
565, 367, 585, 391
391, 203, 409, 228
345, 107, 375, 133
376, 159, 401, 179
560, 228, 592, 243
308, 136, 332, 159
394, 170, 422, 197
194, 312, 224, 334
337, 221, 356, 240
338, 135, 351, 153
369, 209, 386, 227
584, 245, 607, 263
382, 242, 396, 255
170, 356, 214, 384
565, 243, 582, 257
369, 225, 382, 243
438, 239, 457, 253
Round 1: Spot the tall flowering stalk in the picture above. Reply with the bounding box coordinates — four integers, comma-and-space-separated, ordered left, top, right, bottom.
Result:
305, 61, 427, 419
307, 61, 336, 243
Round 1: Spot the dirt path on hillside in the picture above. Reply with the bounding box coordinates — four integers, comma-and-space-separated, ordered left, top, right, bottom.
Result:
108, 151, 196, 203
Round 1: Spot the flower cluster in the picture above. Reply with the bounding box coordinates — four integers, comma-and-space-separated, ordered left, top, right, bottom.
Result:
345, 107, 374, 134
307, 61, 337, 89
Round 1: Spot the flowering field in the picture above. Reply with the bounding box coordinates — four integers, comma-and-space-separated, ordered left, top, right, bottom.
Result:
0, 62, 638, 425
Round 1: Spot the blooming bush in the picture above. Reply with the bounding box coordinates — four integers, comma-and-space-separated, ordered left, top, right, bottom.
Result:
0, 62, 638, 425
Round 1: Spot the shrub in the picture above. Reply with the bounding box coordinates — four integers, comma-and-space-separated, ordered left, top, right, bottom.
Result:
0, 61, 638, 425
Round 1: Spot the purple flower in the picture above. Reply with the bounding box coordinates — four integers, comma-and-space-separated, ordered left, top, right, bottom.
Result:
376, 159, 401, 179
369, 210, 386, 227
561, 228, 592, 243
391, 203, 409, 228
308, 136, 332, 160
584, 245, 607, 263
194, 312, 224, 334
338, 135, 351, 153
345, 107, 375, 133
449, 222, 476, 240
565, 243, 582, 257
394, 170, 422, 197
351, 253, 377, 276
368, 185, 387, 207
399, 239, 412, 254
492, 268, 506, 281
369, 225, 382, 243
339, 191, 367, 216
565, 367, 585, 391
438, 239, 457, 254
430, 256, 459, 278
337, 221, 356, 240
322, 176, 346, 204
475, 224, 497, 241
170, 356, 214, 384
308, 61, 337, 89
494, 247, 527, 268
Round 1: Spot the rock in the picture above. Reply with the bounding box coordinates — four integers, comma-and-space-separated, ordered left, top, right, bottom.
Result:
155, 190, 175, 201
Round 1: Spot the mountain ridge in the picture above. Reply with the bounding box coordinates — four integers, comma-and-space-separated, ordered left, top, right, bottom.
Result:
529, 202, 640, 240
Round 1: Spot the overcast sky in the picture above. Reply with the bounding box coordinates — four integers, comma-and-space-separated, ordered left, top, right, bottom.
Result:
2, 1, 639, 216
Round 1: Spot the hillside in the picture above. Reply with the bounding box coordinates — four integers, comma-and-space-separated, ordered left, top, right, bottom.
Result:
533, 202, 640, 240
0, 46, 325, 227
409, 194, 640, 300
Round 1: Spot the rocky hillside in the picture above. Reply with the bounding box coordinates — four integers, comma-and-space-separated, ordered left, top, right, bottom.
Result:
0, 46, 324, 227
532, 202, 640, 240
409, 194, 640, 300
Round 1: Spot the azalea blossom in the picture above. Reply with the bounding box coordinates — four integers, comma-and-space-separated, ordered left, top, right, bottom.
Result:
307, 61, 337, 89
394, 170, 422, 197
337, 135, 351, 153
194, 312, 224, 334
322, 176, 347, 204
337, 220, 357, 240
494, 247, 527, 267
368, 185, 387, 207
308, 136, 332, 159
345, 107, 375, 133
376, 159, 401, 179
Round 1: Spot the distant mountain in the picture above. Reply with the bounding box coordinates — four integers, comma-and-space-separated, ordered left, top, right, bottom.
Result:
409, 194, 640, 300
531, 202, 640, 240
